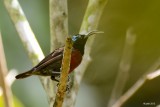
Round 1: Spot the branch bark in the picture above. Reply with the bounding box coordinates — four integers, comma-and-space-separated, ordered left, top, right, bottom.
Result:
49, 0, 68, 106
49, 0, 68, 50
53, 37, 72, 107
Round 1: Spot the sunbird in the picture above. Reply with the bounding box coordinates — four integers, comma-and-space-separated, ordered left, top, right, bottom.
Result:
15, 31, 103, 82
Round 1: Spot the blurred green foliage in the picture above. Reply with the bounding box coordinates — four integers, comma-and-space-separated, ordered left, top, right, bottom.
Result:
0, 95, 24, 107
0, 0, 160, 107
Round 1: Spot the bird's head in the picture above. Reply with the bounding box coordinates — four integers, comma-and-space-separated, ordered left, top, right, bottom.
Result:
72, 30, 103, 55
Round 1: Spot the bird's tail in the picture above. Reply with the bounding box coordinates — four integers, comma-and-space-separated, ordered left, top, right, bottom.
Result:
15, 69, 33, 79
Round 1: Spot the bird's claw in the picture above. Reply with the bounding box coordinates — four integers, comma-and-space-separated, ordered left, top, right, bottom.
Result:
55, 75, 71, 92
56, 83, 70, 92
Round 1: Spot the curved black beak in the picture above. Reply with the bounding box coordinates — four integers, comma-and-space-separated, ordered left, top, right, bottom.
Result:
84, 30, 104, 38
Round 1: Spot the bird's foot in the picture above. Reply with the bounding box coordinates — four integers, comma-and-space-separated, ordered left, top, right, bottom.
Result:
55, 75, 71, 92
51, 76, 59, 82
56, 83, 70, 92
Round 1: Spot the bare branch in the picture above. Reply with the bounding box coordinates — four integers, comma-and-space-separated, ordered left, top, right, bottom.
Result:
49, 0, 68, 106
108, 27, 136, 107
53, 37, 72, 107
4, 0, 44, 64
64, 0, 108, 106
112, 57, 160, 107
6, 69, 18, 86
147, 69, 160, 80
0, 32, 13, 107
3, 0, 55, 104
49, 0, 68, 50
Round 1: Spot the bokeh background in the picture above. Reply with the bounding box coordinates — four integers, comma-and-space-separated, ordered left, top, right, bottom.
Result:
0, 0, 160, 107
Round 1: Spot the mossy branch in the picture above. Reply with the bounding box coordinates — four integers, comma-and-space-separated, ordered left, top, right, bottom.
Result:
53, 37, 72, 107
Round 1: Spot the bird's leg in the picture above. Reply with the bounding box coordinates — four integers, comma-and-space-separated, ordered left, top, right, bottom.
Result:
51, 71, 61, 82
51, 76, 59, 82
51, 71, 61, 76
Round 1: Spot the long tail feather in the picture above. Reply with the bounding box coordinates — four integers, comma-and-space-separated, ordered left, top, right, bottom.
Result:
15, 70, 33, 79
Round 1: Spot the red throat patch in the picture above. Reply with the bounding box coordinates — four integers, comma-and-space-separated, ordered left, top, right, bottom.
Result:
69, 49, 82, 73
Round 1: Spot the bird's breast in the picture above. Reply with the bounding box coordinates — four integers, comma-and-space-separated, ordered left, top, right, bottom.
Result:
69, 49, 82, 73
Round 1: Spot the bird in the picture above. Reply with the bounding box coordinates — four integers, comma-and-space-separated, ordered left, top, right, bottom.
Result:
15, 31, 103, 82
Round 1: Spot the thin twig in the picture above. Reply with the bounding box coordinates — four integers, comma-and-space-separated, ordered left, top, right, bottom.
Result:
107, 27, 136, 107
147, 69, 160, 80
112, 57, 160, 107
64, 0, 108, 107
53, 37, 72, 107
0, 32, 13, 107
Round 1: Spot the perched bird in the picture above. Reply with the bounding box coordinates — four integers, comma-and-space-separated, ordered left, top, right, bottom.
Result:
15, 31, 102, 82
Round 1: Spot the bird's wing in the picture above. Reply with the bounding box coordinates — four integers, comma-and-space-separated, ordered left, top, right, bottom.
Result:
33, 47, 64, 71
